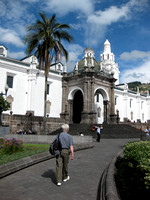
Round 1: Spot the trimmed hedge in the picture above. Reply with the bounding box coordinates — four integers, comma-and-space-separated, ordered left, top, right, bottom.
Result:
123, 141, 150, 189
115, 141, 150, 200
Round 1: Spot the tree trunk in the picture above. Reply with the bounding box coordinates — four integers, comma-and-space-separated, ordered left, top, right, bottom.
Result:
43, 75, 47, 134
0, 112, 2, 126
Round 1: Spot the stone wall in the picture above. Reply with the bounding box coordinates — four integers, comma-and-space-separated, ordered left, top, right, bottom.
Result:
0, 125, 9, 137
128, 122, 149, 132
120, 122, 150, 141
4, 134, 93, 144
2, 114, 65, 135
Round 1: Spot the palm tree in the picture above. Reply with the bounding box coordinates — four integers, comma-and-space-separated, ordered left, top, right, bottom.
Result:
24, 13, 73, 133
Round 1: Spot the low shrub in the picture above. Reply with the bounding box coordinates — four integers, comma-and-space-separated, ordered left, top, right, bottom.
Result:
115, 141, 150, 200
0, 138, 23, 154
123, 141, 150, 189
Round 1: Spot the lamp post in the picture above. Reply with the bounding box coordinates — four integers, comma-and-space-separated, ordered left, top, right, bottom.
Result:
0, 84, 9, 96
0, 84, 9, 125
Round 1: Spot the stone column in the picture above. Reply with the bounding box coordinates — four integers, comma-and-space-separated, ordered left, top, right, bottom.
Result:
81, 77, 89, 123
90, 76, 97, 124
110, 83, 117, 123
91, 76, 95, 112
110, 84, 115, 115
68, 99, 73, 123
61, 80, 67, 113
60, 79, 69, 122
104, 100, 108, 123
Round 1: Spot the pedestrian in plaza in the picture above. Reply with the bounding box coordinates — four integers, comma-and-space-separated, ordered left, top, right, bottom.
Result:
145, 126, 149, 136
55, 124, 74, 186
95, 125, 103, 142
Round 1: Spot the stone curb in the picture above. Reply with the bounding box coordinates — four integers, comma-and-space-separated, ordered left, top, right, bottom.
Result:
0, 143, 94, 179
97, 151, 122, 200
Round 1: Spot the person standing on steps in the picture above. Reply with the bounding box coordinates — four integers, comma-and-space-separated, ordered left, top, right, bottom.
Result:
55, 124, 74, 186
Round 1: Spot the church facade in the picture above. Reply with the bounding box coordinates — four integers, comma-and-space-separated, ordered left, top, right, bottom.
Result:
0, 40, 150, 124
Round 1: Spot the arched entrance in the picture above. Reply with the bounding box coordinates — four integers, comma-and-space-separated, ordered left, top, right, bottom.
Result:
73, 90, 83, 123
94, 88, 109, 124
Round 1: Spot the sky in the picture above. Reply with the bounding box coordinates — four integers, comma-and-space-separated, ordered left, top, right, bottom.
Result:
0, 0, 150, 84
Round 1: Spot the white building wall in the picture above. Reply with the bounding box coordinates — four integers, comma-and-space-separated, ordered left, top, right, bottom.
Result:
0, 59, 29, 115
0, 53, 63, 118
1, 43, 150, 124
34, 75, 45, 116
11, 72, 28, 115
46, 74, 62, 118
115, 87, 150, 123
146, 97, 150, 120
95, 94, 104, 124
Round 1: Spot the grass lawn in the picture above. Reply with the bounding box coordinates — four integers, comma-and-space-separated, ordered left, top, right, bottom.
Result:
0, 144, 49, 165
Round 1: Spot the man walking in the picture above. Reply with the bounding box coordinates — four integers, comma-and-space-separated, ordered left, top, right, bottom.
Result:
55, 124, 74, 186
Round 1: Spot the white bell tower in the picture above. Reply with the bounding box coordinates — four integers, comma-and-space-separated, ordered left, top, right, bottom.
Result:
100, 39, 120, 85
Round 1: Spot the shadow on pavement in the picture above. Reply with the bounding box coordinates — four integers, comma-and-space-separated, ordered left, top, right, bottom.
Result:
41, 169, 56, 184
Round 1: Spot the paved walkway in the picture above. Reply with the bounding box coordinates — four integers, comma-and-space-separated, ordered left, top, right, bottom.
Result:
0, 139, 139, 200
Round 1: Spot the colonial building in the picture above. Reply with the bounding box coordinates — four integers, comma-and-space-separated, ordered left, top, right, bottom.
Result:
0, 40, 150, 124
0, 45, 63, 118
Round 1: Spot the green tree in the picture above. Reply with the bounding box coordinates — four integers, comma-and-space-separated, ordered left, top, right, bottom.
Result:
24, 13, 73, 133
0, 95, 10, 125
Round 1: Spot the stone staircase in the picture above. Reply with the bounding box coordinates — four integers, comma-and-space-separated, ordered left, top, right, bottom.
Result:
100, 124, 142, 139
49, 124, 143, 139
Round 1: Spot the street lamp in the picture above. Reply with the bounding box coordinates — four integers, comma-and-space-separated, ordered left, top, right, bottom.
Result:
0, 84, 9, 97
0, 84, 9, 126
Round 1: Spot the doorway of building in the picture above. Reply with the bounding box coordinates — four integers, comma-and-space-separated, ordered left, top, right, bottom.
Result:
73, 90, 83, 123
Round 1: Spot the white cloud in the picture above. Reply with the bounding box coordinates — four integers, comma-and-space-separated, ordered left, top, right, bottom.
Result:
84, 24, 107, 47
85, 0, 148, 47
70, 23, 82, 30
22, 0, 39, 2
0, 1, 6, 17
120, 50, 150, 61
61, 43, 84, 72
85, 4, 130, 47
7, 51, 26, 59
0, 27, 24, 47
87, 5, 129, 26
0, 0, 36, 29
4, 1, 27, 20
120, 60, 150, 83
45, 0, 94, 16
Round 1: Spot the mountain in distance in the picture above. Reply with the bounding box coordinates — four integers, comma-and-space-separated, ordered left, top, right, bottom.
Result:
128, 81, 150, 95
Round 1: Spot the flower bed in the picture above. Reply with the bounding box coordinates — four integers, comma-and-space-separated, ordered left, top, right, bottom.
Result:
0, 138, 23, 154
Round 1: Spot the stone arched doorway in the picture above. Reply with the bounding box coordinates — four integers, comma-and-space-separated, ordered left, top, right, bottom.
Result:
94, 88, 109, 124
73, 90, 83, 123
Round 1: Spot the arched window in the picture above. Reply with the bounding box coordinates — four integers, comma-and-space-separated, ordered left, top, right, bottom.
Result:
96, 94, 99, 102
